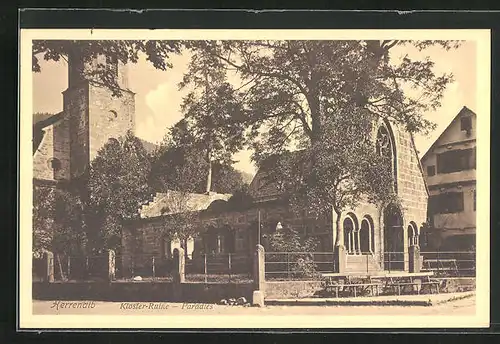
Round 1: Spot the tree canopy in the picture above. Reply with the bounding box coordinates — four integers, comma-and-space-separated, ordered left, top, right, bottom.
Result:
149, 119, 247, 195
177, 47, 247, 192
32, 40, 183, 96
85, 131, 153, 253
182, 40, 459, 248
33, 39, 461, 253
32, 186, 86, 257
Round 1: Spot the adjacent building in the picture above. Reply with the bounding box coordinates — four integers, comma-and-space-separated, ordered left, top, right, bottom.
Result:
420, 106, 476, 251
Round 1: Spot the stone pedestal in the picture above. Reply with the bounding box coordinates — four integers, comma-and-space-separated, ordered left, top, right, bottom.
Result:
252, 290, 265, 307
173, 247, 185, 283
333, 245, 346, 273
108, 249, 116, 282
252, 244, 265, 306
43, 251, 54, 283
173, 247, 185, 301
408, 245, 421, 273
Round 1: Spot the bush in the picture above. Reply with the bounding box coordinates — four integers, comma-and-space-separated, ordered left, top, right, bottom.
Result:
267, 224, 320, 279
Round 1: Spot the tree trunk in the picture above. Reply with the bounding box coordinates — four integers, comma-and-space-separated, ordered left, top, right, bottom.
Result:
56, 254, 66, 281
205, 158, 212, 194
334, 209, 343, 248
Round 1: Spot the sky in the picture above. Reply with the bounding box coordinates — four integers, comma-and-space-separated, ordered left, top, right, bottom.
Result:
33, 41, 477, 176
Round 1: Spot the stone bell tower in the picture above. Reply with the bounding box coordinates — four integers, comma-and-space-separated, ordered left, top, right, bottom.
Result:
63, 52, 136, 180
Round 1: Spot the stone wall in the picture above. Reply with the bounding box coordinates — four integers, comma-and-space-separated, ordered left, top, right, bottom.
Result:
88, 84, 135, 161
123, 202, 332, 270
33, 281, 253, 303
394, 125, 428, 227
33, 117, 71, 181
64, 84, 90, 180
265, 280, 323, 299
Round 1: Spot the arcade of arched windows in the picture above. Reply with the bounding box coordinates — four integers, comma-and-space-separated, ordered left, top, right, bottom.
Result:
343, 214, 421, 255
343, 214, 376, 255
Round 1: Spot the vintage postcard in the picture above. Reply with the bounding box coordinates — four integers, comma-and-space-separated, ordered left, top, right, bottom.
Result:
19, 28, 490, 329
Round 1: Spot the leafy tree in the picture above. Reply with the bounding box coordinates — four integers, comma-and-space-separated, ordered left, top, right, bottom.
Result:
178, 48, 247, 192
85, 130, 153, 253
32, 40, 183, 97
266, 223, 320, 278
185, 40, 459, 254
32, 186, 86, 257
149, 119, 246, 194
225, 184, 254, 211
211, 163, 245, 194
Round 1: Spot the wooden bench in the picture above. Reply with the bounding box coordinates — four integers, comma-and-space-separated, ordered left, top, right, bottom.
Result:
381, 274, 440, 295
323, 275, 383, 297
422, 259, 458, 275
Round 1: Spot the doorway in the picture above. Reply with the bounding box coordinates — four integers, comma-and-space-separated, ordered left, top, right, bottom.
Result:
383, 204, 404, 271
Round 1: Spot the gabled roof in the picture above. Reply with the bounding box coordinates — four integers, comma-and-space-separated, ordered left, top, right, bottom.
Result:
139, 190, 232, 218
33, 111, 65, 130
421, 106, 476, 163
33, 111, 65, 155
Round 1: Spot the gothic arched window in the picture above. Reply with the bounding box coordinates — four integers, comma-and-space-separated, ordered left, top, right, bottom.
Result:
376, 124, 398, 193
376, 126, 392, 160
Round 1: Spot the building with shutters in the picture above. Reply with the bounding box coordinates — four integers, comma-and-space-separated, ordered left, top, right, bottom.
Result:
420, 106, 477, 251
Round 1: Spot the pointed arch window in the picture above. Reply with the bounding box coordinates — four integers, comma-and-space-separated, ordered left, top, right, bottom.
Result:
376, 124, 398, 193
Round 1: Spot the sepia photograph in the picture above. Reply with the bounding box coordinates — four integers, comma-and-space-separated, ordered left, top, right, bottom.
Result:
19, 28, 490, 329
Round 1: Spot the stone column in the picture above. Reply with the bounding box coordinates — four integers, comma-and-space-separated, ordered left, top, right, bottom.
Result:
408, 245, 421, 273
356, 230, 361, 255
172, 247, 185, 302
347, 232, 352, 254
252, 244, 265, 307
108, 249, 116, 282
43, 251, 54, 283
333, 245, 346, 274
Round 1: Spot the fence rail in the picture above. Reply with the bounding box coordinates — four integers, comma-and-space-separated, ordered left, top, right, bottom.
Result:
265, 252, 336, 281
115, 254, 174, 280
420, 251, 475, 277
185, 253, 253, 283
33, 249, 475, 283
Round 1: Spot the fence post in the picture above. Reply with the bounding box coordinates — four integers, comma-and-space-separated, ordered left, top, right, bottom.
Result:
172, 247, 185, 302
437, 249, 440, 275
252, 244, 265, 307
152, 256, 155, 280
228, 253, 232, 282
85, 256, 89, 278
107, 250, 116, 282
286, 252, 290, 280
43, 251, 54, 283
204, 254, 207, 283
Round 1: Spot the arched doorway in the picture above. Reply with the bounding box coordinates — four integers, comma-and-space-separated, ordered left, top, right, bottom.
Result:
360, 218, 371, 254
343, 217, 355, 254
383, 204, 404, 271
